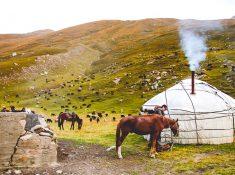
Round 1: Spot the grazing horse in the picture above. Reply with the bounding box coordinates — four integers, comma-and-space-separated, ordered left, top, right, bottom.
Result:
58, 112, 69, 130
77, 118, 83, 130
115, 114, 179, 159
70, 112, 83, 130
58, 112, 83, 130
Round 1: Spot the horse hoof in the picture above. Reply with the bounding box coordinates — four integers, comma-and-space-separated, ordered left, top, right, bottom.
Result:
150, 154, 156, 158
118, 156, 123, 159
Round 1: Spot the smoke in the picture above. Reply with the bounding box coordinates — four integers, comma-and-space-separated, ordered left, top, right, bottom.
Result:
179, 20, 223, 71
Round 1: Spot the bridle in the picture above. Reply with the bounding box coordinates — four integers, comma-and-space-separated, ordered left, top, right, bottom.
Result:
170, 122, 177, 130
170, 121, 179, 136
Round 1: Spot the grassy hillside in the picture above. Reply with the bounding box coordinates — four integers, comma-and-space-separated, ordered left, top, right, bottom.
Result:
0, 18, 234, 115
0, 18, 234, 175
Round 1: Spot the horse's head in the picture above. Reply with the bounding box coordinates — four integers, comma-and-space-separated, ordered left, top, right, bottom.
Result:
170, 119, 179, 137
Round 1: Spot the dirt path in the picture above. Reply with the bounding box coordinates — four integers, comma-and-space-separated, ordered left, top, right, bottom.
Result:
2, 140, 232, 175
2, 141, 155, 175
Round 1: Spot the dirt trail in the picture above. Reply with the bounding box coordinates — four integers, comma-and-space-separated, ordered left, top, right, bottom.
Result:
1, 141, 153, 175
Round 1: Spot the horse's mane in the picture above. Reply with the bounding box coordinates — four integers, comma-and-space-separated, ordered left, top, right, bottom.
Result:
162, 116, 176, 128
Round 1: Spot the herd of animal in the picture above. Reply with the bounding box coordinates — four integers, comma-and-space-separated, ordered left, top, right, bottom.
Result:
1, 106, 26, 112
1, 105, 180, 159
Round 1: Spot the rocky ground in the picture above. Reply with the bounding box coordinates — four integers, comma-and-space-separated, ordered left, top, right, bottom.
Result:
1, 141, 153, 175
1, 140, 235, 175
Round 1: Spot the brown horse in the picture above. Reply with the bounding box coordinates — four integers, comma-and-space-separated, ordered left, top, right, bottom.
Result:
58, 112, 83, 130
115, 114, 179, 159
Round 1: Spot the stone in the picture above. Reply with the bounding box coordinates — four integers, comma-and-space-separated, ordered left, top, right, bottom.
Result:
0, 112, 26, 168
25, 114, 41, 131
14, 169, 22, 174
0, 112, 57, 170
11, 133, 57, 168
56, 170, 63, 174
5, 169, 12, 174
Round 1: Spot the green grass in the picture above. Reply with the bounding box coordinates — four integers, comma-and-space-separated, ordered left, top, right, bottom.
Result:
48, 116, 235, 175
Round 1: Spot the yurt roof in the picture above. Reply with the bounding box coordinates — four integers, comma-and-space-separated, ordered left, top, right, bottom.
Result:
142, 79, 235, 113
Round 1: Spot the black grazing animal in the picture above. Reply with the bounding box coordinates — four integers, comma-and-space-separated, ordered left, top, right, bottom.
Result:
46, 119, 53, 123
105, 113, 108, 117
121, 114, 125, 118
96, 117, 100, 123
1, 107, 9, 112
98, 113, 103, 118
10, 106, 26, 112
92, 115, 96, 120
112, 117, 116, 121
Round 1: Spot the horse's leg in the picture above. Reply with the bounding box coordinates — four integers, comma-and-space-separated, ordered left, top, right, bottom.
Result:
156, 132, 162, 152
148, 133, 153, 148
70, 121, 74, 130
116, 131, 129, 159
149, 130, 159, 158
62, 120, 64, 130
70, 122, 72, 130
58, 119, 61, 130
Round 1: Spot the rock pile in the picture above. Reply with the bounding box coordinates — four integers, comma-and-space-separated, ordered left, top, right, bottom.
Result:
0, 112, 57, 170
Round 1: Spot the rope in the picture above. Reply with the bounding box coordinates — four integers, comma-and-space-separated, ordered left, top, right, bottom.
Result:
142, 106, 234, 114
178, 128, 234, 132
166, 135, 233, 139
173, 115, 232, 121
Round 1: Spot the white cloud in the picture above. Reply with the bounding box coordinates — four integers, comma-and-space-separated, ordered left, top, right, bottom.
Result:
1, 0, 234, 33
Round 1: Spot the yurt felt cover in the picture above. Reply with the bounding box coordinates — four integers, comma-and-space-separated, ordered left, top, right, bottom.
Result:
142, 79, 235, 144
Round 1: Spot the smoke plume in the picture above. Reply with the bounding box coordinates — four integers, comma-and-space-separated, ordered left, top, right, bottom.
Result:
179, 20, 223, 71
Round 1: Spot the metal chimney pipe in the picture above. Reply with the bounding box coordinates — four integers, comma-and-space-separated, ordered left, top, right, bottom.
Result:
191, 71, 195, 94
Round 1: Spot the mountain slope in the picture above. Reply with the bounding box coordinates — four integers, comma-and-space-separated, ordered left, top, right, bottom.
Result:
0, 18, 234, 114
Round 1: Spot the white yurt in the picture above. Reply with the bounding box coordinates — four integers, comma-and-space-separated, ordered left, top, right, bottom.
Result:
142, 79, 235, 144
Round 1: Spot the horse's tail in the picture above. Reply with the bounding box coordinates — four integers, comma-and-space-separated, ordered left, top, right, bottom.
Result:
116, 123, 121, 151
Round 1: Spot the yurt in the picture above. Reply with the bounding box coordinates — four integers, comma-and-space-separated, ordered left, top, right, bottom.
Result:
142, 78, 235, 144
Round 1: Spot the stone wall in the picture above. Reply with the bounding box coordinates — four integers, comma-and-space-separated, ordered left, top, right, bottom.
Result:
0, 112, 57, 170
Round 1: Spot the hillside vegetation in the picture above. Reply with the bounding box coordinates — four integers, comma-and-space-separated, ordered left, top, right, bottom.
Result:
0, 18, 234, 115
0, 18, 235, 175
